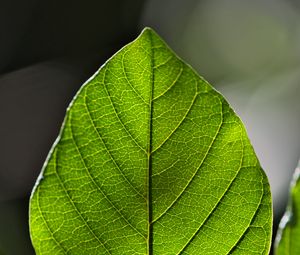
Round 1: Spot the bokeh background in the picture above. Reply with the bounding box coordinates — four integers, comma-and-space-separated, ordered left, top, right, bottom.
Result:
0, 0, 299, 254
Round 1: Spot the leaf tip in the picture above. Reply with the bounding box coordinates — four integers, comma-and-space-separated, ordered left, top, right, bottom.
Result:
139, 26, 159, 40
141, 26, 155, 33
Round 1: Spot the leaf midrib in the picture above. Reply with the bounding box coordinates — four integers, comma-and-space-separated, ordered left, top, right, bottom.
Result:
147, 30, 154, 255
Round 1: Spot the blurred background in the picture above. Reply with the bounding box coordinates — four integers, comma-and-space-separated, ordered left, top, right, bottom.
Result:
0, 0, 299, 254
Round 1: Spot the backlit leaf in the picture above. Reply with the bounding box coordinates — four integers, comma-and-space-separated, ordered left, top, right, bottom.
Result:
275, 161, 300, 254
29, 27, 272, 254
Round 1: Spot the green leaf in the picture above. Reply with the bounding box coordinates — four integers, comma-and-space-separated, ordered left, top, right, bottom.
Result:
29, 27, 272, 254
275, 161, 300, 254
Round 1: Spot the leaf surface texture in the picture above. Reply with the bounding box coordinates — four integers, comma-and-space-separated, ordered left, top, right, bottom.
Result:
276, 161, 300, 255
29, 28, 272, 254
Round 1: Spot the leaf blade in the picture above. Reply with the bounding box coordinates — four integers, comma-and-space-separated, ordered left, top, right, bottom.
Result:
30, 27, 272, 254
275, 161, 300, 255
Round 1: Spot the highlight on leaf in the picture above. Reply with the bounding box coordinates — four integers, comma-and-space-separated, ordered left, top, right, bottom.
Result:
275, 160, 300, 255
29, 27, 272, 254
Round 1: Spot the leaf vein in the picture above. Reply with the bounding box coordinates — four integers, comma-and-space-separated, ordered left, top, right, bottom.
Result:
151, 80, 200, 154
83, 86, 146, 201
153, 56, 173, 69
102, 68, 148, 154
69, 115, 147, 240
177, 115, 247, 255
53, 149, 112, 254
152, 96, 224, 224
121, 49, 149, 106
36, 186, 69, 255
152, 62, 183, 101
225, 172, 265, 254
